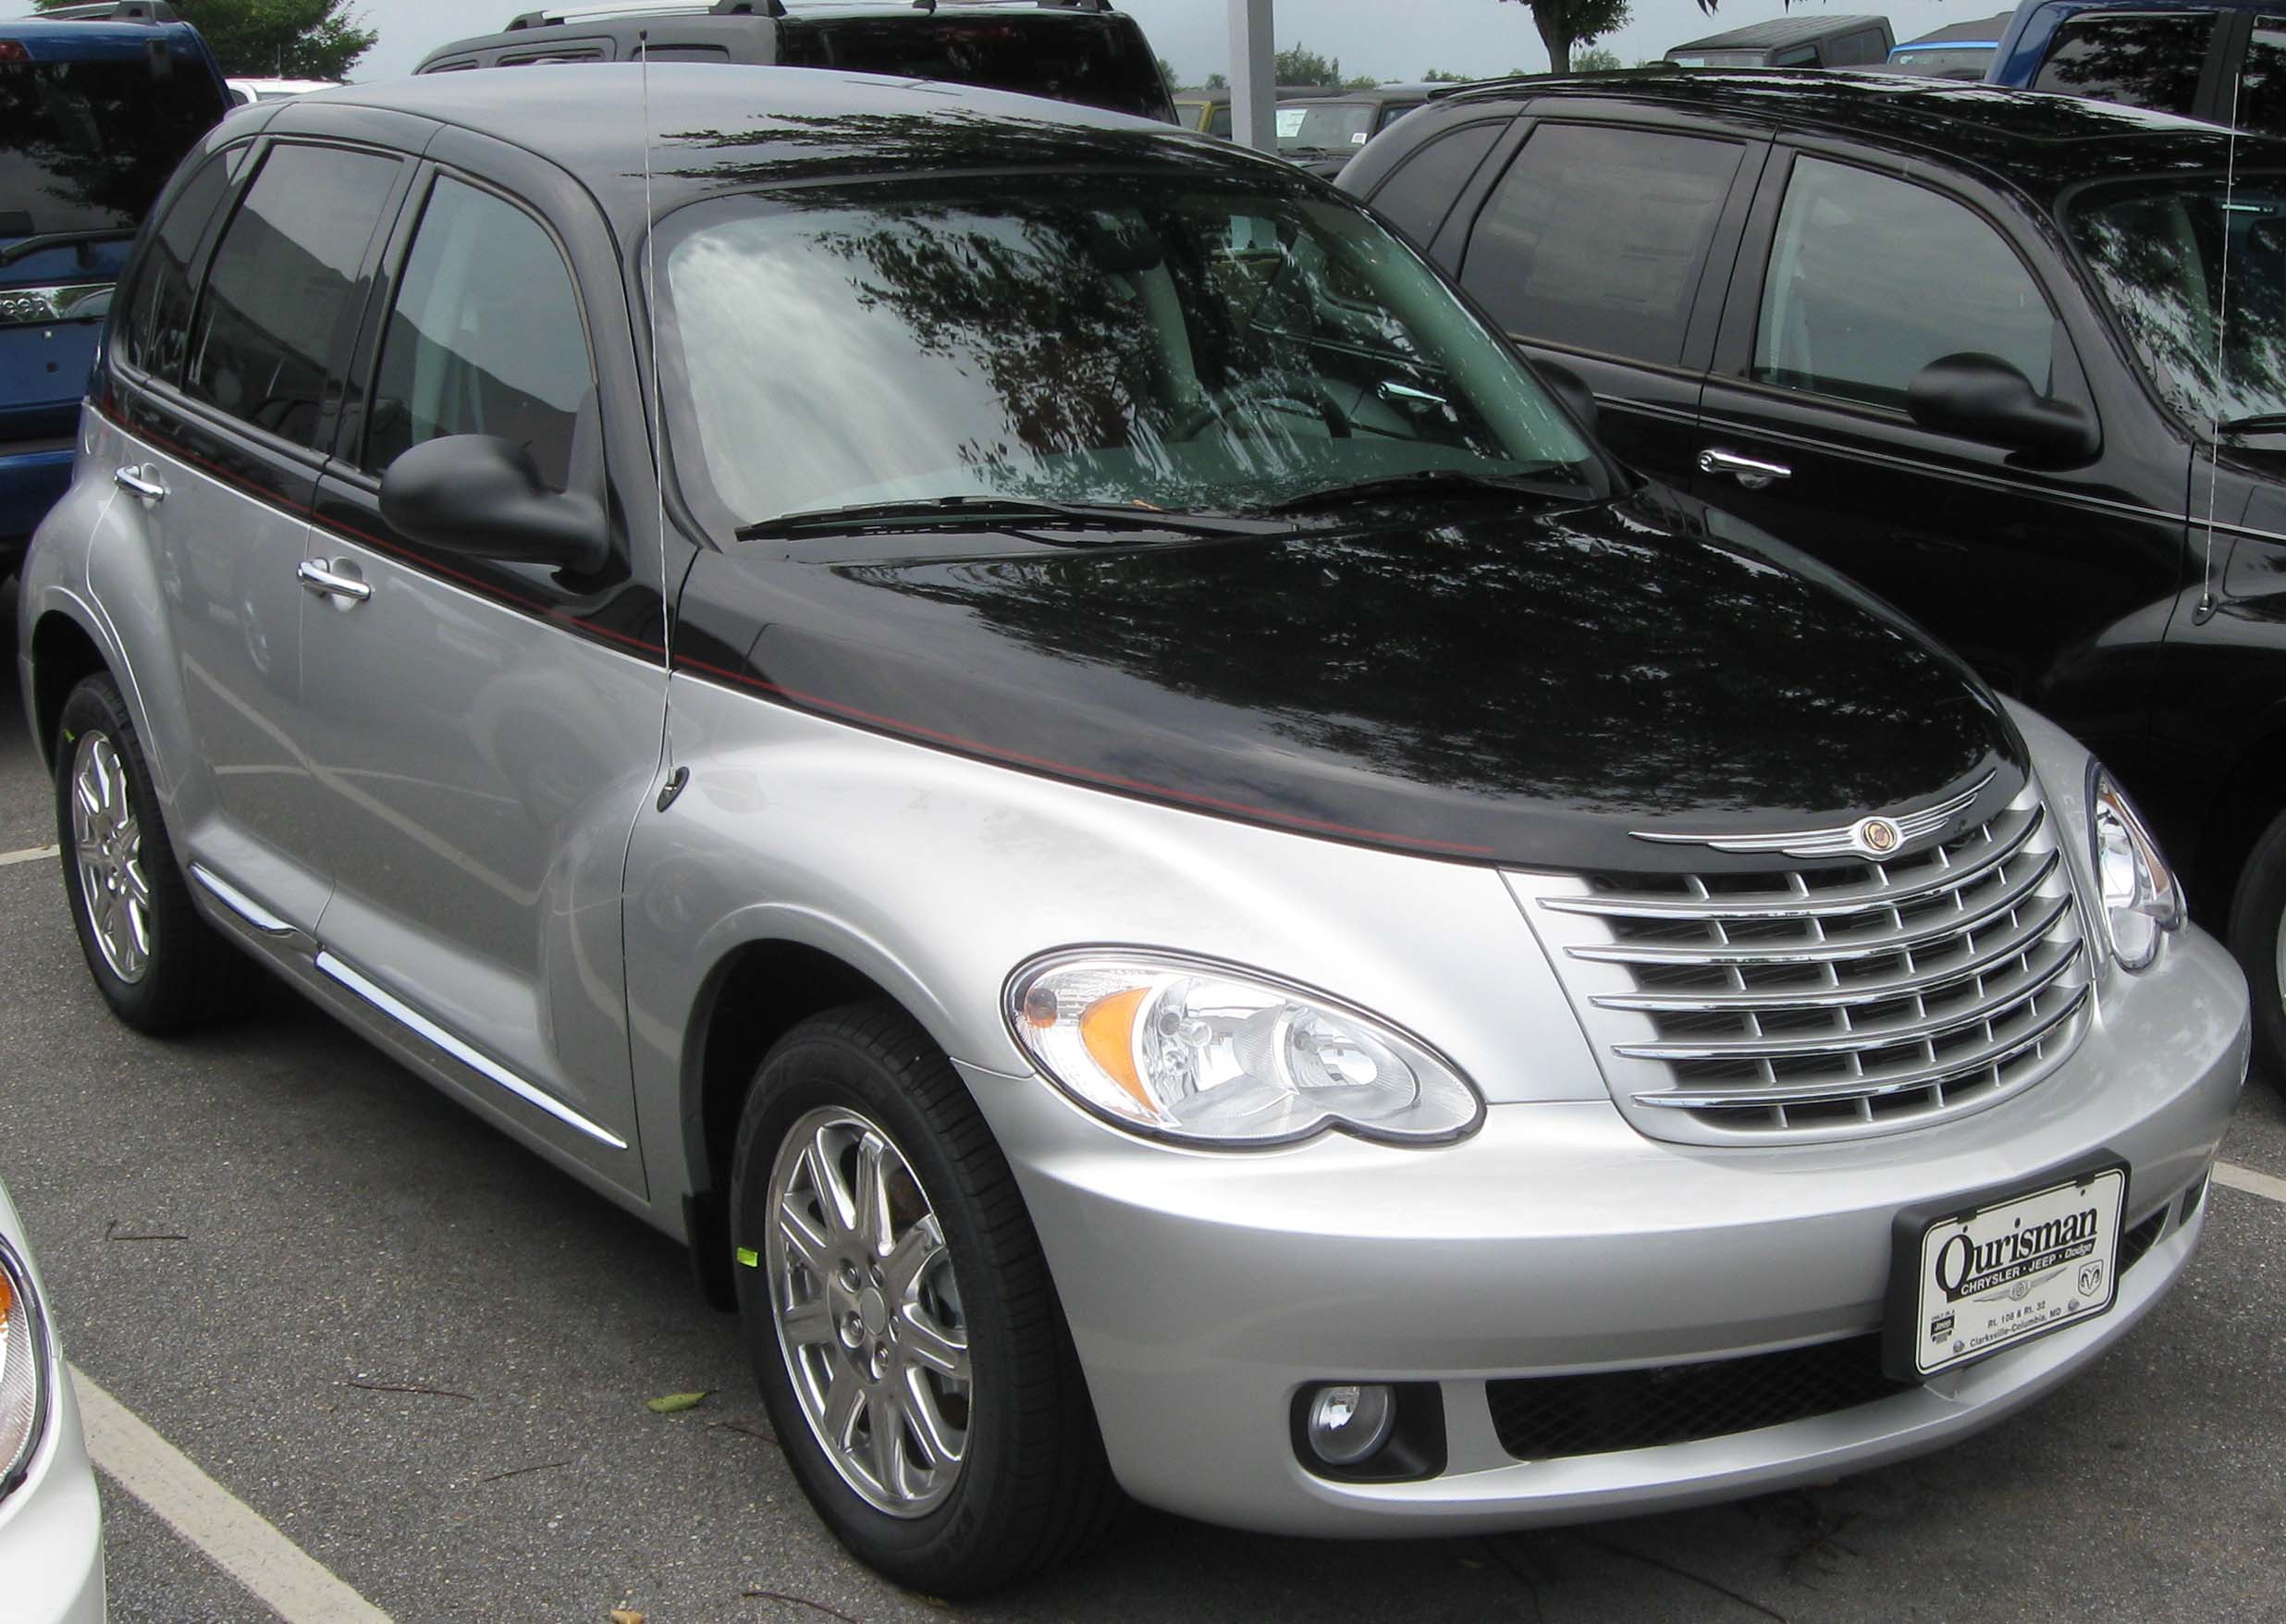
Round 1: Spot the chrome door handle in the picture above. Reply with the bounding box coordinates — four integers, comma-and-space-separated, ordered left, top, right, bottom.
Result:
1697, 448, 1792, 490
112, 464, 165, 501
296, 558, 371, 605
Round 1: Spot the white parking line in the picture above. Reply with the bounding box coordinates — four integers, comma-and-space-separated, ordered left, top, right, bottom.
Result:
70, 1367, 394, 1624
0, 843, 57, 867
2216, 1160, 2286, 1207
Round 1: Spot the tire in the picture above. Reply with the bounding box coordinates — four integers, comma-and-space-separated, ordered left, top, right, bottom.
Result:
2228, 804, 2286, 1094
53, 672, 263, 1033
728, 1002, 1119, 1596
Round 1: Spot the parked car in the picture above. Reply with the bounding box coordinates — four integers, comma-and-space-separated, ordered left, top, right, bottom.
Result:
226, 76, 341, 105
1174, 86, 1231, 135
1663, 14, 1894, 68
417, 0, 1177, 123
1985, 0, 2286, 129
1872, 12, 2014, 79
0, 1176, 104, 1623
1345, 69, 2286, 1078
19, 63, 2246, 1596
1273, 82, 1446, 176
0, 1, 228, 578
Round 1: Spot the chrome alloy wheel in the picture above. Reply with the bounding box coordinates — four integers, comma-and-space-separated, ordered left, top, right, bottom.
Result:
766, 1107, 972, 1517
70, 731, 152, 983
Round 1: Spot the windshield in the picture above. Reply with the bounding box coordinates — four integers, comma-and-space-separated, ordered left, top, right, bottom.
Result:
661, 174, 1596, 530
1275, 102, 1374, 153
2069, 176, 2286, 430
0, 55, 225, 240
1883, 46, 1994, 76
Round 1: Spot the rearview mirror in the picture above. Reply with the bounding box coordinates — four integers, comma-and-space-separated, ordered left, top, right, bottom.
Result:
379, 436, 611, 573
1907, 353, 2098, 464
1533, 358, 1598, 437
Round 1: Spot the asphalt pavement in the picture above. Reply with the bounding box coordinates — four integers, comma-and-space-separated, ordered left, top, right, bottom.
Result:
4, 583, 2283, 1624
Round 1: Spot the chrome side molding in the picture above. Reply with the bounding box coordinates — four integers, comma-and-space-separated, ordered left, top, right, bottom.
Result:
313, 952, 630, 1150
188, 863, 295, 935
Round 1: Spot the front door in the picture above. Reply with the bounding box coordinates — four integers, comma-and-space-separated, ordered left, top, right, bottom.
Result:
300, 166, 664, 1191
1692, 147, 2185, 771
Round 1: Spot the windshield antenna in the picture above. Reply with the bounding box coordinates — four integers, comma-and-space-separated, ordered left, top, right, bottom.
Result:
639, 30, 684, 805
2200, 68, 2246, 621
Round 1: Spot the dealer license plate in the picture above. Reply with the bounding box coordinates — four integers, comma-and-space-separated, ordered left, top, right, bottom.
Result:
1901, 1165, 2127, 1378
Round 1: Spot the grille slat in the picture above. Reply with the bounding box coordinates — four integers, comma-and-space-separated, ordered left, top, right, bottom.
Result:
1519, 780, 2092, 1145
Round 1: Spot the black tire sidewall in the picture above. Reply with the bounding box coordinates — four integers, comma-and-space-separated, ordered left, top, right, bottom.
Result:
2228, 805, 2286, 1091
728, 1021, 1029, 1589
53, 675, 180, 1028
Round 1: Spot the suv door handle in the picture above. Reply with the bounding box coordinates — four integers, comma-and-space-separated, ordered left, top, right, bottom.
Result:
1697, 448, 1792, 490
112, 464, 165, 501
296, 558, 371, 606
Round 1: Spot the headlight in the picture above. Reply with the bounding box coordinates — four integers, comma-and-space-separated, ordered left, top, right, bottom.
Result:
0, 1238, 47, 1500
1006, 951, 1483, 1147
2087, 762, 2182, 971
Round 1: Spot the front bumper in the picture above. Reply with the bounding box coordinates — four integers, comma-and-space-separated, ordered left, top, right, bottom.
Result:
0, 1364, 105, 1623
974, 924, 2248, 1536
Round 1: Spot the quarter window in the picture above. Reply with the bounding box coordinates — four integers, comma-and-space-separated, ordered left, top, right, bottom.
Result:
1461, 123, 1746, 366
184, 142, 401, 446
1752, 157, 2053, 411
364, 177, 593, 491
1370, 122, 1503, 246
122, 146, 244, 382
2032, 12, 2213, 115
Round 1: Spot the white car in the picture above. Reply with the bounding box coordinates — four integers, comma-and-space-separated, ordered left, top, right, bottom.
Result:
0, 1180, 103, 1621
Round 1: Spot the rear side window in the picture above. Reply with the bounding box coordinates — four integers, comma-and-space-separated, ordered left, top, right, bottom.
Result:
780, 16, 1172, 119
1369, 122, 1504, 246
1209, 105, 1233, 138
1828, 28, 1889, 66
0, 53, 227, 239
2032, 11, 2213, 114
121, 146, 243, 381
364, 177, 593, 491
633, 43, 731, 62
2239, 16, 2286, 134
1752, 156, 2053, 410
1461, 122, 1746, 366
185, 142, 401, 447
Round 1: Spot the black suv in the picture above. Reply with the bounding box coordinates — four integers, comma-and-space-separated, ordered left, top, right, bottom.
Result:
415, 0, 1176, 123
1346, 71, 2286, 1074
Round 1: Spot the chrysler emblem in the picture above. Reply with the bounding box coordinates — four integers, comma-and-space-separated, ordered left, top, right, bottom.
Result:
1853, 817, 1902, 857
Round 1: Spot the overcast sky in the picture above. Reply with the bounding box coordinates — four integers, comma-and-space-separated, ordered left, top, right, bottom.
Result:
353, 0, 2005, 86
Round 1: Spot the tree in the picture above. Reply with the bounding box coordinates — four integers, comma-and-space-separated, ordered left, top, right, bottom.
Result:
1205, 71, 1228, 90
36, 0, 377, 80
1572, 45, 1625, 71
1157, 56, 1179, 90
1496, 0, 1630, 75
1273, 43, 1345, 88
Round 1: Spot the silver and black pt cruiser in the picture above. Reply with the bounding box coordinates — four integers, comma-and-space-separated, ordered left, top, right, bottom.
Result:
14, 69, 2251, 1594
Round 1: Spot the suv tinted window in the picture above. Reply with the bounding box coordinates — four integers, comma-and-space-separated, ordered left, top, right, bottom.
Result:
1462, 123, 1745, 366
2032, 11, 2212, 115
185, 142, 400, 446
122, 146, 243, 381
779, 16, 1172, 120
0, 54, 227, 239
1753, 156, 2052, 410
2239, 16, 2286, 134
1370, 122, 1503, 246
364, 177, 592, 490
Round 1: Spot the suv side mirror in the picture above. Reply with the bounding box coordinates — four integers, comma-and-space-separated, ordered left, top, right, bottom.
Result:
1907, 352, 2098, 464
1533, 357, 1598, 437
379, 436, 611, 573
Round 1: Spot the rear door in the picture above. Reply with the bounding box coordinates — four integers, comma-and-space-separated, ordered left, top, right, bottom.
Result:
1444, 111, 1767, 490
1694, 145, 2182, 758
109, 136, 409, 932
300, 138, 666, 1190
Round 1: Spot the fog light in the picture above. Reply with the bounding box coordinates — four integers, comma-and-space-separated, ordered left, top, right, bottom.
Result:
1305, 1383, 1395, 1466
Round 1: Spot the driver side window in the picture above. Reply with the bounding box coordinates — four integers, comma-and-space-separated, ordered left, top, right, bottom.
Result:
363, 176, 594, 490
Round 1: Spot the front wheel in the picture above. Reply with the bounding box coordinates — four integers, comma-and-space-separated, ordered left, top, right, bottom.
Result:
2227, 803, 2286, 1095
728, 1003, 1118, 1596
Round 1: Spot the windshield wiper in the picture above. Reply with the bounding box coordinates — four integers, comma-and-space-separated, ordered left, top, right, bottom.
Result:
1248, 465, 1590, 514
734, 495, 1257, 542
2216, 412, 2286, 437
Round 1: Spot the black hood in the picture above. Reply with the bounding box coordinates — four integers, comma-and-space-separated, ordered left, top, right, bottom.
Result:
674, 485, 2025, 871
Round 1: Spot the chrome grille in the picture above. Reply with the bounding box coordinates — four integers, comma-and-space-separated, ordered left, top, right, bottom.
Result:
1518, 784, 2091, 1145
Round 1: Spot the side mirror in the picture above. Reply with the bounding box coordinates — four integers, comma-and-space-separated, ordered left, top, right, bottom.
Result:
379, 436, 610, 573
1907, 352, 2098, 464
1533, 357, 1598, 437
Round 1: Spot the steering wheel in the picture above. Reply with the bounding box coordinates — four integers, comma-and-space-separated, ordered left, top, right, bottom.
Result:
1172, 371, 1352, 441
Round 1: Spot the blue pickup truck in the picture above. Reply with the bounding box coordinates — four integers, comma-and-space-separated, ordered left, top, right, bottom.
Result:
0, 3, 227, 578
1987, 0, 2286, 133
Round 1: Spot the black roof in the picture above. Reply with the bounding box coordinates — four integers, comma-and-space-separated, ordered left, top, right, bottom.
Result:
1667, 12, 1887, 51
283, 64, 1274, 234
1436, 70, 2286, 198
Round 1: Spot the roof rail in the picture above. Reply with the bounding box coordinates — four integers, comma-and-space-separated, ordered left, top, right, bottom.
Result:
505, 0, 781, 31
35, 1, 181, 19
